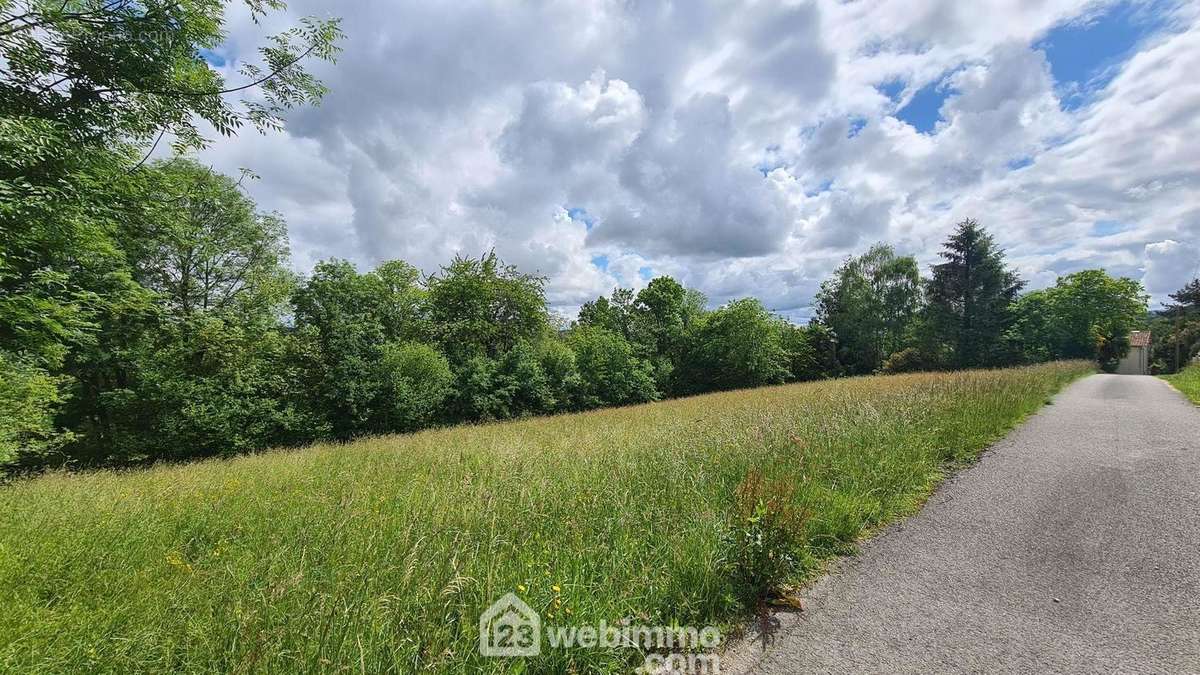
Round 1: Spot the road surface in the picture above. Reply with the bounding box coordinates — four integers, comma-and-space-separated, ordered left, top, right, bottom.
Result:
726, 374, 1200, 674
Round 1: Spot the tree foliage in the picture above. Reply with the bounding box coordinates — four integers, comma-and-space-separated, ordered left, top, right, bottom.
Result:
815, 244, 921, 374
1050, 270, 1144, 364
291, 259, 426, 438
425, 252, 549, 365
682, 299, 791, 393
924, 219, 1025, 368
381, 341, 454, 432
0, 0, 342, 470
1149, 276, 1200, 373
567, 326, 658, 408
0, 0, 342, 150
1166, 278, 1200, 317
130, 159, 293, 318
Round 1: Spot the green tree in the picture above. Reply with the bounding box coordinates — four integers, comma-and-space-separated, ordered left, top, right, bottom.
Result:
0, 352, 69, 468
1047, 270, 1146, 368
577, 287, 638, 343
1, 0, 342, 151
684, 299, 791, 392
0, 0, 341, 470
1157, 278, 1200, 372
567, 326, 658, 408
781, 322, 839, 380
579, 278, 707, 396
536, 339, 583, 411
1165, 278, 1200, 316
634, 276, 705, 394
425, 252, 550, 365
495, 341, 555, 418
130, 159, 293, 318
53, 159, 311, 465
291, 259, 427, 438
1004, 290, 1057, 364
1, 0, 341, 355
815, 244, 922, 374
0, 122, 152, 466
924, 219, 1024, 368
450, 344, 553, 422
111, 316, 327, 462
1004, 270, 1148, 369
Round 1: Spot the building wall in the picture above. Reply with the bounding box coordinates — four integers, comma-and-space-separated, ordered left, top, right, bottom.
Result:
1116, 345, 1149, 375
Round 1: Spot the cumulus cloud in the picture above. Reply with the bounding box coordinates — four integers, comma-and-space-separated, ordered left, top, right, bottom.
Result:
195, 0, 1200, 318
586, 92, 794, 258
1144, 240, 1200, 303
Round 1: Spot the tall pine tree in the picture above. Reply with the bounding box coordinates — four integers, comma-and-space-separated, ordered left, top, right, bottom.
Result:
924, 220, 1024, 368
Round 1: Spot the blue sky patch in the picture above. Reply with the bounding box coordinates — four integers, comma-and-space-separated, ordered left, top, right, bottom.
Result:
876, 79, 905, 102
1007, 156, 1034, 170
896, 78, 957, 134
567, 207, 596, 230
806, 178, 834, 198
1091, 219, 1131, 236
199, 48, 227, 68
590, 254, 609, 272
757, 144, 786, 177
1037, 0, 1170, 109
757, 161, 786, 177
638, 266, 653, 280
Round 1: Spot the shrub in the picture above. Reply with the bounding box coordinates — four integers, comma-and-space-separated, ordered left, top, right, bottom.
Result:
0, 353, 68, 470
882, 347, 924, 374
381, 341, 454, 431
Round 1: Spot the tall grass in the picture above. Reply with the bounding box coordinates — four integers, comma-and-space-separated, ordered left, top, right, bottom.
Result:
0, 362, 1092, 673
1163, 364, 1200, 405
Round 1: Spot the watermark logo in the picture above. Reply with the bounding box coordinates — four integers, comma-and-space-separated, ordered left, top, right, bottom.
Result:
479, 593, 721, 672
479, 593, 541, 657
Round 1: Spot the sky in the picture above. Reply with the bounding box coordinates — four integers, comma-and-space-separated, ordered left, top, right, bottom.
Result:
195, 0, 1200, 321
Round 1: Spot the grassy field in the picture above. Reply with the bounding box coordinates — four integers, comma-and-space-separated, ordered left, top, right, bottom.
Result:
1163, 364, 1200, 405
0, 362, 1092, 673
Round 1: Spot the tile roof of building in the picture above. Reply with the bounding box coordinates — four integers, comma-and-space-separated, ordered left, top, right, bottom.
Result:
1129, 330, 1151, 347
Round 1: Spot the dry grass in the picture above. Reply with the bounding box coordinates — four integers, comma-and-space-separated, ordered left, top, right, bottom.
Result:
0, 361, 1092, 673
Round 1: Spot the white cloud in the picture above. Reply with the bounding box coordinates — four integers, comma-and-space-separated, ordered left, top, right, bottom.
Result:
1144, 240, 1200, 304
195, 0, 1200, 318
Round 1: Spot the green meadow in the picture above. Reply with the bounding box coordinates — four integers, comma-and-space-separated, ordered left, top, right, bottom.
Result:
0, 361, 1091, 673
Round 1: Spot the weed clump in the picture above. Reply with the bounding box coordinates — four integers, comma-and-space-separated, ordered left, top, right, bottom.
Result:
723, 470, 810, 602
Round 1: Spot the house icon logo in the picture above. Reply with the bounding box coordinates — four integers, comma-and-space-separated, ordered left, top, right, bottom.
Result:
479, 592, 541, 657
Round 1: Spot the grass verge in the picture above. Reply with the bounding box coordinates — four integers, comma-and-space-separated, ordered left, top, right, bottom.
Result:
0, 362, 1092, 673
1163, 364, 1200, 405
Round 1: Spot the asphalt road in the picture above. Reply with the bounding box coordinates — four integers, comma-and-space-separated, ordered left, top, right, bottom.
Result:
727, 374, 1200, 674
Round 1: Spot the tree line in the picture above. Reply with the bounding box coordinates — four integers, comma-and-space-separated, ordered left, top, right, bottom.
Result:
0, 152, 1179, 473
814, 225, 1153, 376
3, 0, 1194, 474
0, 152, 834, 471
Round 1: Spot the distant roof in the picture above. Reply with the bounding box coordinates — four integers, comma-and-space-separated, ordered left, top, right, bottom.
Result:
1129, 331, 1151, 347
